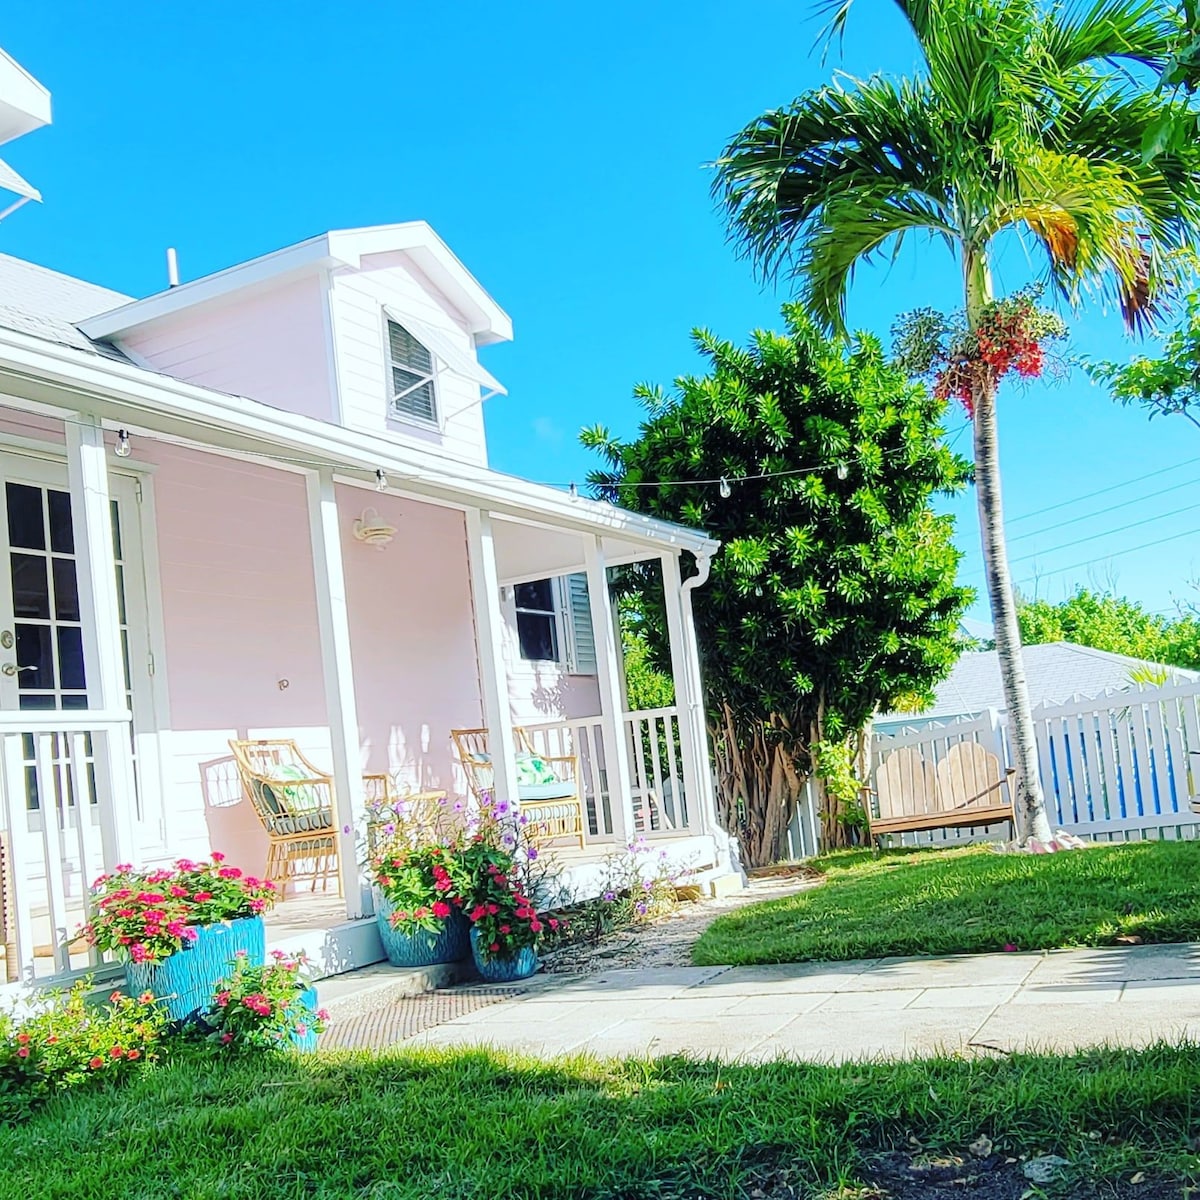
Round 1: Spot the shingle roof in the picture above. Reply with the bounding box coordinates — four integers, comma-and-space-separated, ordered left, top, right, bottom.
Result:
878, 641, 1200, 724
0, 252, 132, 359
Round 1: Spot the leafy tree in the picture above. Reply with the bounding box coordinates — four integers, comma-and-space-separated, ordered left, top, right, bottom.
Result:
1087, 287, 1200, 432
1018, 588, 1200, 671
712, 0, 1200, 845
583, 306, 971, 866
619, 599, 675, 711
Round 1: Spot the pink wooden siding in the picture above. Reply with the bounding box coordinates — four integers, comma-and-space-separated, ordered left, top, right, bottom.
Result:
118, 275, 335, 422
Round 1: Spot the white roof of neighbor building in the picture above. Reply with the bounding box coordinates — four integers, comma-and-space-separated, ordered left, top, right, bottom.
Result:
0, 252, 132, 357
878, 641, 1200, 724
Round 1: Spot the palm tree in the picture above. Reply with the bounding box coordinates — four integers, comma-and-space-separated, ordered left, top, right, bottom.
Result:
714, 0, 1200, 844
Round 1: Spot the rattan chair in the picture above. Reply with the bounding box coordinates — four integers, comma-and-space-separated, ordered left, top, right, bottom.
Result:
229, 739, 393, 892
451, 727, 585, 848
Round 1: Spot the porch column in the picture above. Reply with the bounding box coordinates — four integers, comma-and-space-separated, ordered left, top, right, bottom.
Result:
305, 468, 369, 917
65, 414, 138, 867
584, 536, 637, 842
661, 551, 706, 836
464, 510, 520, 809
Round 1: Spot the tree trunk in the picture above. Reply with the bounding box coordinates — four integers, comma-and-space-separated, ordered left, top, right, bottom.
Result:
965, 248, 1053, 845
709, 705, 804, 867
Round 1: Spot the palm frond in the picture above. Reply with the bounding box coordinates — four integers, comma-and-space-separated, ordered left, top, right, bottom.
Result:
1038, 0, 1176, 75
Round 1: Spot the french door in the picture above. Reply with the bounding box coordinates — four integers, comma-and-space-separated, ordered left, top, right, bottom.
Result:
0, 453, 161, 839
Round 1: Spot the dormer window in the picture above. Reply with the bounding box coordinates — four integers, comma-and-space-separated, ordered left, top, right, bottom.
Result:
387, 319, 438, 424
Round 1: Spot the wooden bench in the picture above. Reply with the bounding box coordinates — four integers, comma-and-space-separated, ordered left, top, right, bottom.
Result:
868, 741, 1015, 843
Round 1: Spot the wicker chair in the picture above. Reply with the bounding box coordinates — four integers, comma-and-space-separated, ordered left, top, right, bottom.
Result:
451, 727, 585, 848
229, 739, 393, 892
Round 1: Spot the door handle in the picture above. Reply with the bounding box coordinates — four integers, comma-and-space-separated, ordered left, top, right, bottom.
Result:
2, 663, 36, 676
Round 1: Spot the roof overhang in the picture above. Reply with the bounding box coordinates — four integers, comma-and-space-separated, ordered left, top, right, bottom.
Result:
79, 222, 513, 346
0, 49, 50, 146
0, 325, 717, 561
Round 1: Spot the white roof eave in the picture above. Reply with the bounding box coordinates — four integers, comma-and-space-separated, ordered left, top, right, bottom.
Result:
0, 326, 718, 558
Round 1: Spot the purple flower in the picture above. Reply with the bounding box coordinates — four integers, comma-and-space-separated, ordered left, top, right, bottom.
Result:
635, 901, 648, 916
453, 800, 465, 813
494, 800, 510, 816
527, 848, 538, 861
383, 822, 396, 835
642, 879, 653, 892
603, 891, 616, 902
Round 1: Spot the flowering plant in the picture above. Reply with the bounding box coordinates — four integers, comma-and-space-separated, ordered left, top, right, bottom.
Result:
0, 980, 168, 1119
85, 853, 277, 964
200, 950, 328, 1051
370, 840, 467, 934
455, 837, 558, 963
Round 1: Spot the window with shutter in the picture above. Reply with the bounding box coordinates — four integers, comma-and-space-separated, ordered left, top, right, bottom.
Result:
386, 319, 438, 423
564, 573, 597, 674
514, 579, 560, 662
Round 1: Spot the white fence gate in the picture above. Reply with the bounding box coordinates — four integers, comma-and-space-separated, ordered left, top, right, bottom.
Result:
871, 679, 1200, 845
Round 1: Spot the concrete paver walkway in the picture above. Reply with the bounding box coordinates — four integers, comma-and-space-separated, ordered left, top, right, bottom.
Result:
402, 943, 1200, 1061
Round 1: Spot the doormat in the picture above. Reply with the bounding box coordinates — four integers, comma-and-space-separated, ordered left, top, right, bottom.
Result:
318, 985, 526, 1051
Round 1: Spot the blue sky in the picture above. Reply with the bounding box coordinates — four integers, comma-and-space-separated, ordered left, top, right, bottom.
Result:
3, 1, 1198, 623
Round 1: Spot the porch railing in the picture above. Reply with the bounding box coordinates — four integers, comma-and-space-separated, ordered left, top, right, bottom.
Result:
521, 706, 692, 842
0, 710, 132, 985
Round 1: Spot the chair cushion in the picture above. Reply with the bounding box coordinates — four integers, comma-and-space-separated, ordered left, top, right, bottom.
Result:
515, 754, 559, 787
267, 809, 334, 836
265, 763, 324, 812
517, 781, 577, 802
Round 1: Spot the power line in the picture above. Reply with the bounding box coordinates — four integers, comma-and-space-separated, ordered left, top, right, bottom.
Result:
1005, 499, 1200, 567
958, 474, 1200, 555
1004, 456, 1200, 526
1011, 525, 1200, 584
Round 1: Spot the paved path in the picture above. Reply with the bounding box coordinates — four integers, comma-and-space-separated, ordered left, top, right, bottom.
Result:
401, 943, 1200, 1061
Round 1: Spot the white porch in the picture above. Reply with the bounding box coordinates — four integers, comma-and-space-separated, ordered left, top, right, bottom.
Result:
0, 382, 726, 989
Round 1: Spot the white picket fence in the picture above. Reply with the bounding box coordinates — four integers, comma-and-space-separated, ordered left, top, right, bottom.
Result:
870, 678, 1200, 845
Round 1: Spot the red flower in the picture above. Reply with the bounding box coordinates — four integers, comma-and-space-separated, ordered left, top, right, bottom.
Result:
432, 901, 451, 919
499, 925, 511, 935
489, 943, 500, 953
16, 1047, 29, 1059
220, 1032, 234, 1045
548, 918, 559, 930
170, 886, 189, 898
126, 1049, 141, 1061
88, 1056, 104, 1069
211, 852, 226, 863
110, 1046, 124, 1058
529, 919, 543, 933
218, 867, 243, 879
16, 1033, 30, 1045
193, 891, 213, 903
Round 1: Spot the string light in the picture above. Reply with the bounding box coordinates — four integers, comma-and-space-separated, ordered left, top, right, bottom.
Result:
114, 429, 131, 458
569, 482, 578, 500
836, 462, 848, 481
718, 477, 731, 499
375, 469, 388, 492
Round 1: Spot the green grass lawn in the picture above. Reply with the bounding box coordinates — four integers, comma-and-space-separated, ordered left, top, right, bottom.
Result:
3, 1042, 1199, 1198
694, 841, 1200, 966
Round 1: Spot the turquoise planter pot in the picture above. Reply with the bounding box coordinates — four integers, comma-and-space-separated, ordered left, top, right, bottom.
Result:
125, 917, 265, 1023
470, 927, 539, 983
374, 889, 469, 967
290, 986, 320, 1052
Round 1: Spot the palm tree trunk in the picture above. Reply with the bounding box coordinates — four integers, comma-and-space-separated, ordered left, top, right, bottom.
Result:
964, 249, 1053, 845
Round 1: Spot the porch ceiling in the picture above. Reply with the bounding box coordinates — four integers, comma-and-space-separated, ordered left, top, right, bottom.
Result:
492, 516, 661, 585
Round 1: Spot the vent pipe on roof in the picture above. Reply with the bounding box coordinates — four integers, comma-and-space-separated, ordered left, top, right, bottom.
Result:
166, 247, 180, 288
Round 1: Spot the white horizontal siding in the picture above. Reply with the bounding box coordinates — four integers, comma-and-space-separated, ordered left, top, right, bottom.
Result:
329, 252, 489, 465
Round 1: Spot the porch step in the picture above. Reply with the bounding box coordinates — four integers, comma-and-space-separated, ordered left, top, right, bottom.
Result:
314, 959, 476, 1020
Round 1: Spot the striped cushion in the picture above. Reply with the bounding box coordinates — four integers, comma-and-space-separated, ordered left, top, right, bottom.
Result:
522, 803, 579, 823
267, 809, 334, 837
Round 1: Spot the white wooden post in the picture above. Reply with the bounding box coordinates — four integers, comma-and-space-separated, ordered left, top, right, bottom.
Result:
305, 468, 369, 917
584, 536, 637, 843
464, 510, 520, 809
678, 558, 723, 846
661, 551, 704, 834
65, 414, 138, 869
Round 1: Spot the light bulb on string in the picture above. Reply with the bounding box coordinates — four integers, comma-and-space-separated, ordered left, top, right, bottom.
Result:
836, 462, 849, 481
375, 469, 388, 492
569, 482, 578, 500
114, 429, 132, 458
719, 477, 731, 499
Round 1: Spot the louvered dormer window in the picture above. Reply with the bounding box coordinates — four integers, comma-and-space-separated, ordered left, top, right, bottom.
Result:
387, 318, 438, 424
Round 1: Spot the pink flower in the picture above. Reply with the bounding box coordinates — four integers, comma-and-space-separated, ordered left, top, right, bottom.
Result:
216, 991, 231, 1008
16, 1047, 29, 1059
432, 901, 451, 919
295, 1024, 308, 1037
89, 1055, 104, 1069
1003, 943, 1018, 952
193, 892, 213, 903
211, 852, 226, 863
317, 1009, 330, 1022
218, 867, 243, 879
129, 943, 149, 963
220, 1033, 234, 1045
170, 886, 189, 898
529, 919, 543, 933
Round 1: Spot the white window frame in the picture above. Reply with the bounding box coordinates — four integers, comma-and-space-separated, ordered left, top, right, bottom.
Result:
509, 575, 597, 675
383, 313, 440, 430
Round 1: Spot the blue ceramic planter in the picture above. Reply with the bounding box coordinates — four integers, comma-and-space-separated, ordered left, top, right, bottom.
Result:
125, 917, 265, 1023
290, 986, 320, 1052
470, 927, 539, 983
374, 889, 470, 967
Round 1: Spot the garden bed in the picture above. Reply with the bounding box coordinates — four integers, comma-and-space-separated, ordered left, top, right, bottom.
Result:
693, 841, 1200, 966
